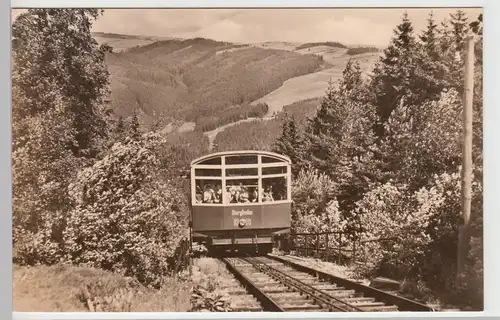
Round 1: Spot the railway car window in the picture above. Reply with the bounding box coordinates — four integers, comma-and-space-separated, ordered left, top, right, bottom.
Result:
199, 157, 222, 165
262, 156, 284, 164
226, 168, 258, 177
225, 155, 258, 165
195, 168, 222, 177
262, 166, 287, 175
262, 177, 288, 202
195, 179, 223, 204
225, 179, 259, 204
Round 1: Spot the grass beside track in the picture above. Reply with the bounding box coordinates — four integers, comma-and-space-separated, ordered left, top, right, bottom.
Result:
13, 263, 191, 312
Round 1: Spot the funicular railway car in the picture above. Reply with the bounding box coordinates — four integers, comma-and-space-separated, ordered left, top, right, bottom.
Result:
190, 150, 292, 255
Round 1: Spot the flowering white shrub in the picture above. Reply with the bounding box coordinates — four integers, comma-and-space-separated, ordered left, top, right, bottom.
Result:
355, 166, 483, 287
291, 169, 351, 251
354, 181, 422, 277
12, 9, 114, 265
418, 168, 483, 294
63, 133, 189, 288
292, 168, 338, 220
295, 200, 344, 233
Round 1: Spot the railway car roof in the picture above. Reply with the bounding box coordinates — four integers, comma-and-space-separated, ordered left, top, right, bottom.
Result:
190, 150, 291, 166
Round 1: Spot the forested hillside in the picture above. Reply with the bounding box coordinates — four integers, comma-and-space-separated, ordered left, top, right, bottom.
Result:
105, 38, 326, 128
213, 98, 321, 152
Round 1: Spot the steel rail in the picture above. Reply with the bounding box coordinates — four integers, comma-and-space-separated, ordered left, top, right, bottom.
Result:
267, 254, 435, 312
221, 257, 285, 312
243, 256, 364, 312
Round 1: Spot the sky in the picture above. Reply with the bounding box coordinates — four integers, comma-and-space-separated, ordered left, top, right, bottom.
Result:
11, 8, 482, 47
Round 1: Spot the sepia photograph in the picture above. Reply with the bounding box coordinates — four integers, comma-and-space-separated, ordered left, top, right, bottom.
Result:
11, 6, 484, 314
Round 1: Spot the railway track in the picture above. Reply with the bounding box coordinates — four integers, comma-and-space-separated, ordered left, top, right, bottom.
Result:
221, 255, 435, 312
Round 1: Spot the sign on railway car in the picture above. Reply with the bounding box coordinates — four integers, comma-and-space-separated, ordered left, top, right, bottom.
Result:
233, 217, 252, 227
232, 209, 254, 227
232, 209, 253, 216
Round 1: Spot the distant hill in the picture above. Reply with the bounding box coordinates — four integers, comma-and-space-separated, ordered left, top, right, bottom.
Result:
346, 46, 380, 55
92, 32, 172, 52
295, 41, 347, 50
93, 32, 157, 40
104, 37, 327, 129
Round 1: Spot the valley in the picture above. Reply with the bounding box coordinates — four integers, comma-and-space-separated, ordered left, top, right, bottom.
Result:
94, 33, 381, 152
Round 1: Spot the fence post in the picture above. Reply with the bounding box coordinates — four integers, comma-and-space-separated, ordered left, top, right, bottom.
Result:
352, 239, 357, 265
316, 233, 320, 258
305, 234, 308, 257
325, 233, 329, 262
285, 233, 290, 254
337, 232, 342, 264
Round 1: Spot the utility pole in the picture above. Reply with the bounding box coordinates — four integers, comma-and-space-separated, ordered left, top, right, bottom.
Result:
457, 35, 475, 280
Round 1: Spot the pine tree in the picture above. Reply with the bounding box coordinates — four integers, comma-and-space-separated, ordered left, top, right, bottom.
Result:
340, 59, 362, 94
113, 116, 127, 142
309, 81, 340, 138
130, 112, 141, 140
369, 12, 420, 136
412, 11, 448, 106
309, 59, 370, 137
304, 62, 379, 215
419, 11, 439, 59
437, 10, 471, 93
449, 9, 469, 52
338, 59, 373, 105
273, 114, 304, 175
116, 116, 125, 133
149, 110, 166, 132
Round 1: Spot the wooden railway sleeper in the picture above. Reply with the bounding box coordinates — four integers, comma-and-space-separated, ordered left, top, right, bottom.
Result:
244, 257, 364, 312
222, 258, 285, 312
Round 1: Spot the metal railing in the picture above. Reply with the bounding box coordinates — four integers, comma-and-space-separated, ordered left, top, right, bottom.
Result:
275, 231, 398, 265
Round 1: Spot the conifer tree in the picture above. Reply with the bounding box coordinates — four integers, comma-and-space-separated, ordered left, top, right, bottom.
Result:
309, 59, 370, 136
449, 9, 469, 52
130, 112, 141, 140
437, 10, 471, 93
305, 61, 379, 215
116, 116, 125, 134
420, 11, 439, 59
412, 11, 448, 105
274, 114, 304, 176
113, 116, 128, 142
369, 12, 419, 136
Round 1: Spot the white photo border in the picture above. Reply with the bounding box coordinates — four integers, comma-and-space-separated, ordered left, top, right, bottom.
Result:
5, 0, 498, 319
